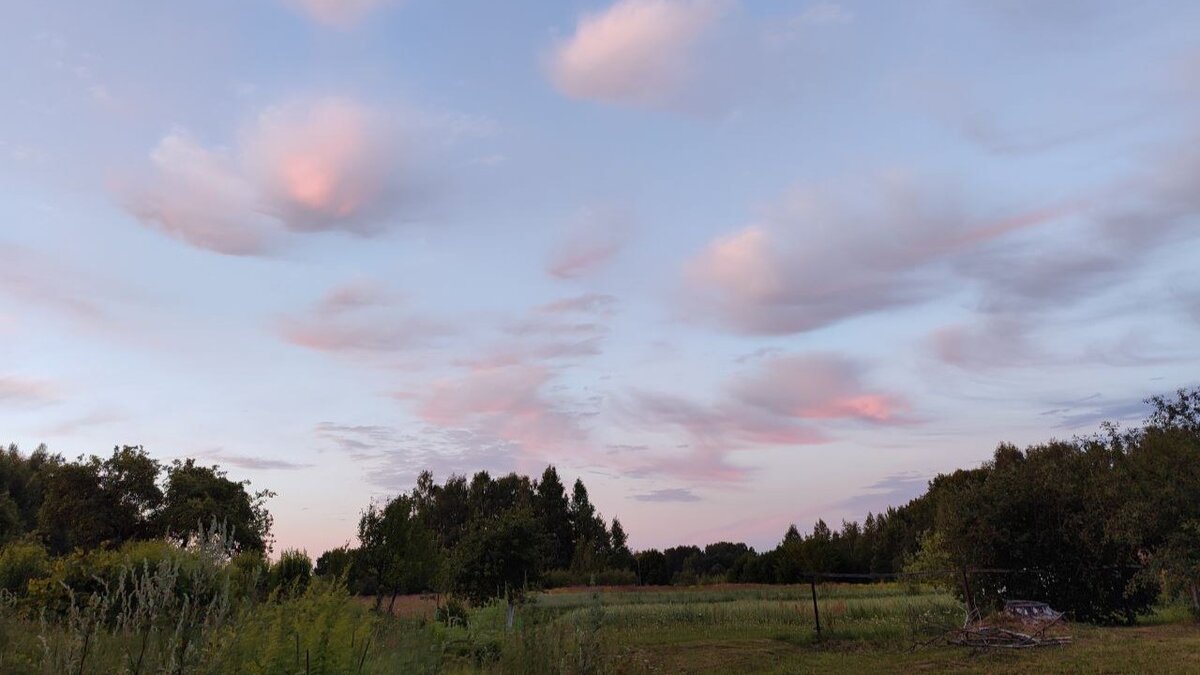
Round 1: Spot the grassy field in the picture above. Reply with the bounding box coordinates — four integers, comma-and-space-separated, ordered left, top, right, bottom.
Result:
4, 579, 1195, 673
416, 583, 1199, 673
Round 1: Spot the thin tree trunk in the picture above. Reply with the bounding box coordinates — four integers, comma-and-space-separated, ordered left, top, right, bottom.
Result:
388, 591, 399, 615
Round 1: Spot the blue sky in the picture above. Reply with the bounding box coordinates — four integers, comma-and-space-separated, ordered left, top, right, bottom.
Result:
1, 0, 1198, 554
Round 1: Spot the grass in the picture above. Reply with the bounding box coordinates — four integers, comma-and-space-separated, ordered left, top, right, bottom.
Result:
3, 569, 1196, 673
473, 583, 1199, 673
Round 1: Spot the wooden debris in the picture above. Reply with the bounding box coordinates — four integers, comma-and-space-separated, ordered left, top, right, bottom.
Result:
928, 600, 1073, 650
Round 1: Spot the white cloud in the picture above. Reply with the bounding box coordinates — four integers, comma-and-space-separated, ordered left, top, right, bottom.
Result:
124, 97, 430, 255
548, 0, 731, 108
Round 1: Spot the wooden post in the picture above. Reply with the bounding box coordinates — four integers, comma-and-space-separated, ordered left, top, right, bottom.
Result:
960, 567, 976, 625
810, 575, 822, 640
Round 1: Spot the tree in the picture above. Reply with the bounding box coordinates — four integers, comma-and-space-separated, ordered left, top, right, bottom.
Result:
0, 444, 61, 540
609, 518, 634, 571
449, 507, 544, 610
1114, 389, 1200, 615
534, 466, 574, 569
568, 479, 610, 573
635, 549, 670, 585
271, 548, 313, 593
158, 459, 274, 553
357, 494, 440, 613
35, 446, 163, 553
315, 546, 355, 579
37, 458, 111, 553
98, 446, 163, 542
934, 442, 1153, 624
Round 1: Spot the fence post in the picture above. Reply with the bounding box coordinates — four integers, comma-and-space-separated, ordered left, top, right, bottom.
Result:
960, 567, 977, 625
810, 575, 822, 640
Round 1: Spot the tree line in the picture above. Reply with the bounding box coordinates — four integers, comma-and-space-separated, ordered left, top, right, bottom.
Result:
314, 388, 1200, 624
710, 389, 1200, 624
0, 445, 273, 555
3, 387, 1198, 625
315, 466, 635, 613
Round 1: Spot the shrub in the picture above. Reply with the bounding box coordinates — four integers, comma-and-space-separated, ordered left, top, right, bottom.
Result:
0, 539, 49, 595
270, 548, 313, 594
435, 597, 469, 627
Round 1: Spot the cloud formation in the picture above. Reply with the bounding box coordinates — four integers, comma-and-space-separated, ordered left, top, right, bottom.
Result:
0, 376, 59, 406
633, 487, 702, 502
417, 363, 588, 458
548, 0, 730, 109
547, 207, 630, 279
729, 353, 909, 423
277, 281, 449, 354
125, 98, 425, 255
205, 449, 314, 470
284, 0, 396, 27
684, 174, 1076, 334
625, 352, 909, 481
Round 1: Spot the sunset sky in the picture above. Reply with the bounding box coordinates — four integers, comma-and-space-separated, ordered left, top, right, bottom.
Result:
2, 0, 1198, 555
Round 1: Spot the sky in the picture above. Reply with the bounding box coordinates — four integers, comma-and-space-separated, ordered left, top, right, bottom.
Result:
1, 0, 1198, 555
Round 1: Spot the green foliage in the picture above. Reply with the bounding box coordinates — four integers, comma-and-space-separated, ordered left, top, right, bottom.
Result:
270, 548, 313, 594
900, 529, 954, 592
357, 494, 440, 611
315, 545, 353, 579
0, 443, 274, 559
206, 578, 377, 674
0, 538, 49, 595
36, 446, 163, 554
159, 459, 275, 554
542, 568, 639, 589
451, 507, 545, 605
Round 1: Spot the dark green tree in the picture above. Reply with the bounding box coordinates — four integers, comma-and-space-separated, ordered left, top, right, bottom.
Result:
357, 494, 440, 613
609, 518, 634, 571
534, 466, 574, 569
449, 507, 544, 608
158, 459, 274, 553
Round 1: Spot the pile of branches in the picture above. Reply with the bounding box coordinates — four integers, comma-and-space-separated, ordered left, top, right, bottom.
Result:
916, 600, 1073, 651
945, 625, 1072, 649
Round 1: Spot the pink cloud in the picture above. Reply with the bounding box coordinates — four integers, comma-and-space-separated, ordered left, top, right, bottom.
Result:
0, 376, 59, 406
125, 131, 268, 255
0, 243, 136, 332
284, 0, 396, 27
277, 281, 449, 354
536, 293, 619, 315
684, 174, 1069, 334
621, 352, 909, 482
932, 316, 1042, 370
547, 207, 630, 279
416, 363, 588, 461
548, 0, 730, 108
729, 353, 909, 424
124, 98, 425, 255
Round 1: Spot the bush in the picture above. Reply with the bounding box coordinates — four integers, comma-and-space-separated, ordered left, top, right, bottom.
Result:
270, 548, 313, 594
435, 597, 469, 627
0, 539, 49, 595
229, 549, 269, 599
207, 578, 377, 674
592, 568, 637, 587
25, 539, 216, 617
541, 568, 638, 589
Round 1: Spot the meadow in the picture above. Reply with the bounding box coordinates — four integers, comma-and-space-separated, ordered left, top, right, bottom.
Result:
377, 583, 1199, 673
1, 547, 1196, 675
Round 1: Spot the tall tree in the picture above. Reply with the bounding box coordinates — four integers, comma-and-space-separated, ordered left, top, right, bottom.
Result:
609, 518, 634, 571
158, 459, 274, 553
357, 494, 440, 613
450, 506, 544, 619
534, 466, 573, 569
